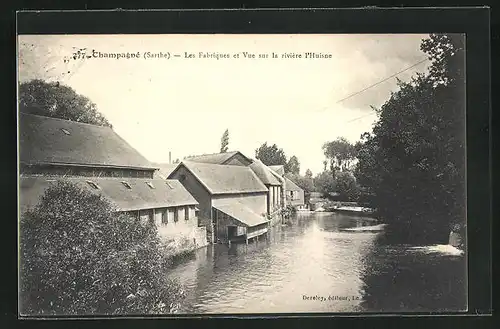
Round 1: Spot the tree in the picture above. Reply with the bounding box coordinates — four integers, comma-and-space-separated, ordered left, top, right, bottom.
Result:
305, 169, 313, 179
19, 181, 184, 315
220, 129, 229, 153
285, 155, 300, 175
335, 171, 360, 201
322, 137, 356, 176
173, 158, 180, 164
313, 171, 336, 197
19, 79, 112, 127
255, 142, 287, 166
354, 33, 465, 244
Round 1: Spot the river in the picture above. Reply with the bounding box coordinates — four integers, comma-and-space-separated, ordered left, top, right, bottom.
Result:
166, 212, 467, 314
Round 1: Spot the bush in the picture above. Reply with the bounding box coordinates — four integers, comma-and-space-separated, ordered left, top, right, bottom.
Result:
19, 181, 185, 315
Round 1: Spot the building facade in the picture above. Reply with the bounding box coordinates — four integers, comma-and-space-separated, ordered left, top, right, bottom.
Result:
284, 176, 306, 208
168, 161, 270, 244
182, 152, 286, 224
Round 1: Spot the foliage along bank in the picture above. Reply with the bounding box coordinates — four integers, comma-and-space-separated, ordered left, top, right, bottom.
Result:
19, 181, 185, 315
354, 34, 466, 244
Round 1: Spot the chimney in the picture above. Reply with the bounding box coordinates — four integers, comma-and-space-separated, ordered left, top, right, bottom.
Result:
169, 151, 172, 164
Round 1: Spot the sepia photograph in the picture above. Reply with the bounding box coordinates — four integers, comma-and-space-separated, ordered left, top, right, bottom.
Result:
17, 32, 467, 316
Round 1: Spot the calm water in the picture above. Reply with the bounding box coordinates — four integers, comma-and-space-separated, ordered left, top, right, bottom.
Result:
166, 212, 467, 314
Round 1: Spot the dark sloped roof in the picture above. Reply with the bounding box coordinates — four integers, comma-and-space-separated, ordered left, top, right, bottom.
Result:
249, 159, 282, 186
151, 163, 180, 179
184, 151, 251, 165
172, 161, 268, 195
19, 176, 198, 214
269, 165, 285, 175
19, 113, 155, 169
214, 202, 268, 227
284, 176, 303, 192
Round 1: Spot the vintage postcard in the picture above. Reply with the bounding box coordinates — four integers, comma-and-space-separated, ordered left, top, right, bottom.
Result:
18, 31, 467, 316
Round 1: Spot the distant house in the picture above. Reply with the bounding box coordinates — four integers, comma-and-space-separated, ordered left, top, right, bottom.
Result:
268, 165, 306, 209
185, 151, 253, 166
168, 161, 269, 244
284, 176, 305, 207
249, 159, 283, 216
151, 163, 180, 180
19, 113, 207, 250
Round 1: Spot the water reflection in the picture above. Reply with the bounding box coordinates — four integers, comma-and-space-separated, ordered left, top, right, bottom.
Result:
165, 212, 466, 314
359, 232, 467, 312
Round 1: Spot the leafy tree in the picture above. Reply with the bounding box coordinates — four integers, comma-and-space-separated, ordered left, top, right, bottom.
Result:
305, 169, 313, 179
313, 171, 336, 197
322, 137, 356, 176
335, 171, 360, 201
220, 129, 229, 153
354, 33, 465, 244
255, 142, 287, 166
19, 79, 112, 127
19, 181, 184, 315
285, 155, 300, 175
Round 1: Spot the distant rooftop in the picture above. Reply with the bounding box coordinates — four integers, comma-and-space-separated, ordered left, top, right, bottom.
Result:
170, 161, 268, 195
184, 151, 252, 165
151, 162, 180, 179
268, 165, 285, 175
249, 159, 282, 186
284, 176, 303, 192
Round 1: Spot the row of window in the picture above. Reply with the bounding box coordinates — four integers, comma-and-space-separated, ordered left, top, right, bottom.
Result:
127, 206, 197, 226
160, 206, 192, 224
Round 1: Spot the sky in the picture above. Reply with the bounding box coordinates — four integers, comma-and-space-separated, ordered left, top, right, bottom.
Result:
18, 34, 430, 175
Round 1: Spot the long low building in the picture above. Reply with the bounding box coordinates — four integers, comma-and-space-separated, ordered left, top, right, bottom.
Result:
19, 176, 207, 248
19, 112, 208, 252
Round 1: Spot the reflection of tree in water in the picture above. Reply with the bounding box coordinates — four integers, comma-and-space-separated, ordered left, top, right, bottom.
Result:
359, 232, 467, 312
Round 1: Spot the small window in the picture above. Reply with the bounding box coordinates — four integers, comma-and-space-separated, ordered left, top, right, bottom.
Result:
146, 182, 155, 189
185, 206, 189, 220
61, 128, 71, 135
121, 181, 132, 189
86, 181, 100, 189
161, 211, 168, 225
195, 207, 200, 217
174, 209, 179, 222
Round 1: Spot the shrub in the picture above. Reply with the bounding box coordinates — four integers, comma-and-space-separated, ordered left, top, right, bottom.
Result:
19, 180, 185, 315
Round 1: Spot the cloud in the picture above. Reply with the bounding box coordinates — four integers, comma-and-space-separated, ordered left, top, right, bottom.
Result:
330, 34, 430, 111
17, 34, 433, 176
